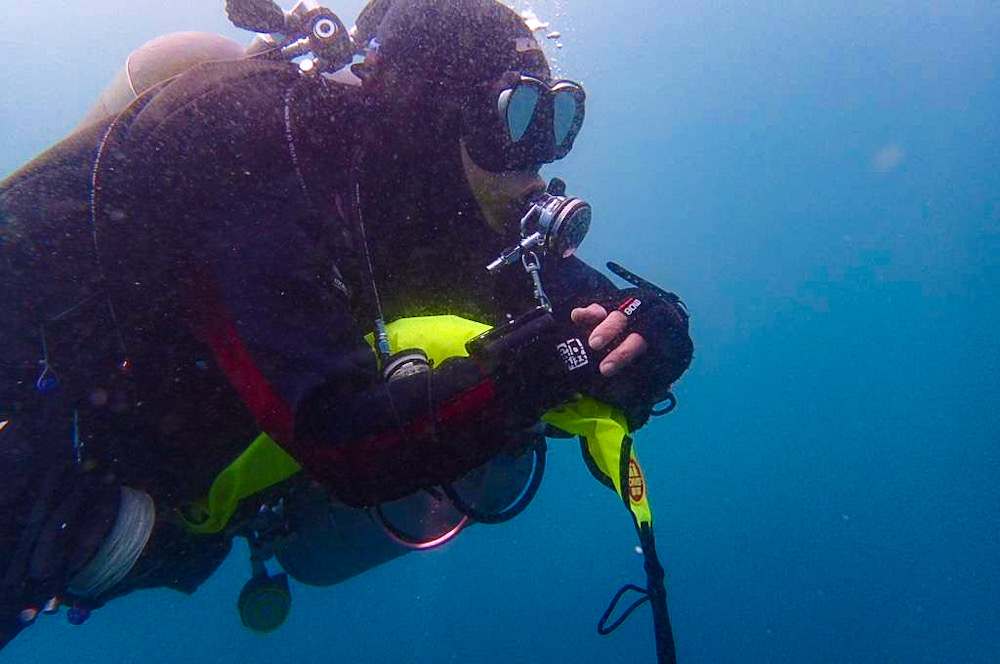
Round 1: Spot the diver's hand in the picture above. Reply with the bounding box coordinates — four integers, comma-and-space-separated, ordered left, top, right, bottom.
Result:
571, 303, 648, 376
570, 287, 693, 430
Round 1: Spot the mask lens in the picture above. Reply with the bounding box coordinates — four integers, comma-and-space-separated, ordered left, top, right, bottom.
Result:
504, 84, 540, 143
552, 90, 579, 146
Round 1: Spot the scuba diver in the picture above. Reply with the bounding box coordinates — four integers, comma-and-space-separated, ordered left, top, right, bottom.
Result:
0, 0, 693, 657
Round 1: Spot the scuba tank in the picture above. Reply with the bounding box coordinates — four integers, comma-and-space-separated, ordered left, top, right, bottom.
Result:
74, 0, 393, 130
76, 32, 247, 130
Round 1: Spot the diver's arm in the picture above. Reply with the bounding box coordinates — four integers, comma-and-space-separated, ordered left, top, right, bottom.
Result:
199, 296, 573, 507
201, 258, 575, 507
292, 353, 564, 506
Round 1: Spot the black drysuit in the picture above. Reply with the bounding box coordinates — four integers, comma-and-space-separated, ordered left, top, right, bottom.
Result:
0, 59, 692, 645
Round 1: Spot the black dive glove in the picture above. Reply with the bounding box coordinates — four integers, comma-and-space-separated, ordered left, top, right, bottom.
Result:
468, 285, 692, 432
467, 306, 606, 420
584, 287, 693, 430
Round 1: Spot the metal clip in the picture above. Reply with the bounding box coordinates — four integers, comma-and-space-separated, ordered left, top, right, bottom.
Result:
522, 251, 551, 312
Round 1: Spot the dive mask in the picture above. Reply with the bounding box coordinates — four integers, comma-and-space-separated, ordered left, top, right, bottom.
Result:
466, 72, 586, 172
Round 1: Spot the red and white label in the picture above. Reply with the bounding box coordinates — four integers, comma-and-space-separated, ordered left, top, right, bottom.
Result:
619, 298, 642, 317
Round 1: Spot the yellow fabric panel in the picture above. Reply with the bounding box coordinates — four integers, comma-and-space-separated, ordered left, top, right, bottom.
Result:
183, 432, 301, 533
543, 397, 653, 528
364, 315, 492, 363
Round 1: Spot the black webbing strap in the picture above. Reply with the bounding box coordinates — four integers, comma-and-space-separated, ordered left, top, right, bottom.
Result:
596, 524, 677, 664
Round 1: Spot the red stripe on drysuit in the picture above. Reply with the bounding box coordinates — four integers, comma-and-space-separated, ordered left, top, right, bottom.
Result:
299, 378, 499, 470
192, 302, 296, 446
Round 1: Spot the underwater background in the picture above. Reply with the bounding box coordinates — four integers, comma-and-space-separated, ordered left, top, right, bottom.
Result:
2, 0, 997, 662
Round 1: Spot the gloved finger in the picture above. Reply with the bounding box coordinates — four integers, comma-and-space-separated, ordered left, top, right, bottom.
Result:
587, 310, 629, 350
598, 332, 648, 376
570, 303, 608, 330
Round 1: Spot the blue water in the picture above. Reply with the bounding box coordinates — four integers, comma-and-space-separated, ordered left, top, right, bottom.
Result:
2, 1, 997, 662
